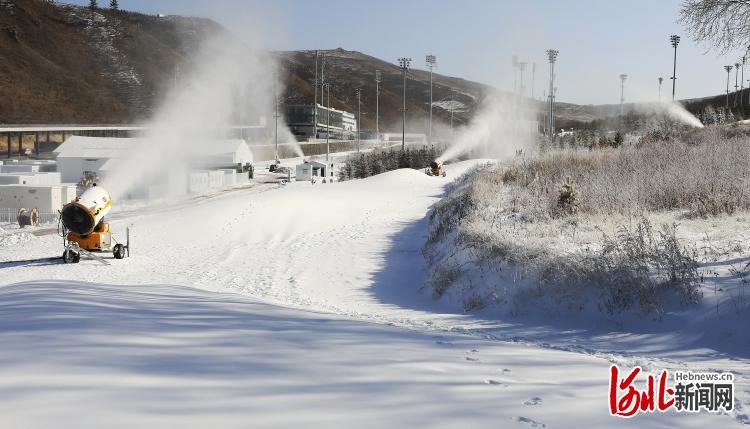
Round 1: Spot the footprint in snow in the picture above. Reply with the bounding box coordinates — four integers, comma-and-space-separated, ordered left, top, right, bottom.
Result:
501, 368, 512, 374
465, 356, 480, 362
523, 397, 543, 406
484, 379, 510, 387
516, 416, 546, 427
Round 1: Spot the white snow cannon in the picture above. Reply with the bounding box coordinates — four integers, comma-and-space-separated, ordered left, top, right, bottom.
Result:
60, 184, 129, 263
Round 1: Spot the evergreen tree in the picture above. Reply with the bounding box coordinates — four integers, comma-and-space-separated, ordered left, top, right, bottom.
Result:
89, 0, 97, 10
110, 0, 118, 11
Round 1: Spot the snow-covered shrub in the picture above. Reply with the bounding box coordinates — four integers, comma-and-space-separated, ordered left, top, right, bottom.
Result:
423, 164, 702, 316
338, 146, 442, 181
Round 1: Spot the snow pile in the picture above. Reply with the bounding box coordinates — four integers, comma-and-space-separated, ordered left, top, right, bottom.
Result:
0, 232, 35, 248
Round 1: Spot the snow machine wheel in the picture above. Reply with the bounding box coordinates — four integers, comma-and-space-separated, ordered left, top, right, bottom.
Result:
63, 249, 80, 264
442, 171, 447, 177
113, 244, 126, 260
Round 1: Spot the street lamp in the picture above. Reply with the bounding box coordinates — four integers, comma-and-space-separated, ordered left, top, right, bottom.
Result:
546, 49, 559, 141
426, 54, 437, 146
670, 35, 680, 101
725, 65, 733, 109
398, 57, 412, 151
619, 74, 627, 117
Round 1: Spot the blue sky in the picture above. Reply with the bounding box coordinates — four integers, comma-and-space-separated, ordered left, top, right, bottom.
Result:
68, 0, 747, 105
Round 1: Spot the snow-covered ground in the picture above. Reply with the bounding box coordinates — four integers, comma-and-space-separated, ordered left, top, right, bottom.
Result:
0, 160, 747, 427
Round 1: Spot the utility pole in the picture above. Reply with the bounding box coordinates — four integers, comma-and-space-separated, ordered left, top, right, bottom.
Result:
518, 62, 527, 96
725, 65, 733, 109
546, 49, 559, 142
426, 54, 437, 146
531, 62, 536, 99
375, 70, 381, 142
398, 57, 411, 151
619, 74, 627, 117
512, 55, 518, 93
313, 50, 319, 139
670, 35, 680, 101
355, 88, 362, 153
658, 77, 663, 102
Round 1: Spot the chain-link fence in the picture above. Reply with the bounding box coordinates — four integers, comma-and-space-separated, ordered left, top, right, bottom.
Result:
0, 208, 59, 225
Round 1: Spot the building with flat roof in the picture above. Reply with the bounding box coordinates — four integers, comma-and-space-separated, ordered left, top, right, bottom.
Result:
285, 104, 356, 140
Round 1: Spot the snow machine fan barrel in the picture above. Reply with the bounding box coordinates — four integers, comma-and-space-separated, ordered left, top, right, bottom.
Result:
61, 185, 113, 235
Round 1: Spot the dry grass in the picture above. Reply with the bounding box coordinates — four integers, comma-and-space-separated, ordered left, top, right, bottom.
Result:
501, 129, 750, 218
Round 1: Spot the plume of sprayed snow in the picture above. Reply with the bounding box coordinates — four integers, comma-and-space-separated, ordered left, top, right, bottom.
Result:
440, 92, 538, 163
660, 101, 704, 128
103, 34, 299, 201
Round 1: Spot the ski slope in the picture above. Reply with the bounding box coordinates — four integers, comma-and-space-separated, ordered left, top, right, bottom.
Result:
0, 160, 747, 427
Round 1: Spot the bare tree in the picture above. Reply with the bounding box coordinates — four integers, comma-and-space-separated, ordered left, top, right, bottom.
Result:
679, 0, 750, 53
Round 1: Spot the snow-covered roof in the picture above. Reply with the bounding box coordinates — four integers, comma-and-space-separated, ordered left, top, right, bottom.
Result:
54, 136, 139, 158
55, 136, 253, 164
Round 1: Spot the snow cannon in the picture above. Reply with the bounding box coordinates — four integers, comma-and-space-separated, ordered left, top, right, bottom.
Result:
60, 184, 129, 263
426, 159, 447, 177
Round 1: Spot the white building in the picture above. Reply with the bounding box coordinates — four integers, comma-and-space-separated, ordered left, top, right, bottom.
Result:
296, 160, 334, 181
54, 136, 254, 184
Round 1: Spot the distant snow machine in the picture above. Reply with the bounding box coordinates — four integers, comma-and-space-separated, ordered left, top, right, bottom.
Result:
426, 160, 447, 177
59, 184, 129, 264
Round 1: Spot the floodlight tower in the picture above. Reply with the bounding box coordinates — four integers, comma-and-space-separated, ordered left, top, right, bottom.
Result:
546, 49, 559, 141
658, 77, 664, 102
518, 62, 527, 96
735, 62, 741, 107
450, 87, 457, 141
725, 65, 733, 109
313, 50, 320, 139
273, 78, 279, 163
426, 54, 437, 145
619, 74, 627, 117
355, 88, 362, 153
531, 62, 536, 99
325, 82, 331, 161
398, 57, 412, 151
670, 35, 680, 101
375, 70, 381, 141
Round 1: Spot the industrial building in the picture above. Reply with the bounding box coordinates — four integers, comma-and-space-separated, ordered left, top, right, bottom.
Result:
0, 160, 76, 213
54, 136, 254, 185
285, 104, 357, 140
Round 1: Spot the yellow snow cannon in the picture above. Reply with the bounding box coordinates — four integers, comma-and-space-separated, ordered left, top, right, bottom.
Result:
59, 184, 129, 263
426, 159, 447, 177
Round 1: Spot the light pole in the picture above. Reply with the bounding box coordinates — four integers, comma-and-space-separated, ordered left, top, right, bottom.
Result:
450, 88, 457, 141
426, 54, 437, 146
355, 88, 362, 153
313, 50, 319, 140
670, 35, 680, 101
375, 70, 381, 142
531, 62, 536, 99
735, 62, 741, 107
546, 49, 559, 142
518, 62, 527, 95
273, 77, 279, 163
398, 57, 411, 151
619, 74, 627, 117
658, 77, 663, 102
725, 65, 733, 109
325, 82, 331, 161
